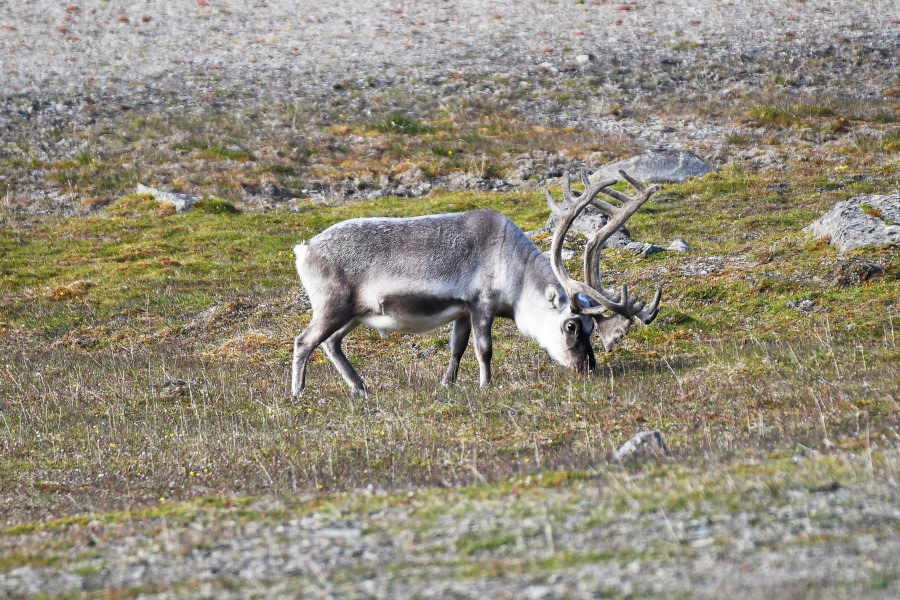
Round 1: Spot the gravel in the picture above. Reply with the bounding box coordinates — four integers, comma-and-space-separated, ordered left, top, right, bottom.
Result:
1, 0, 897, 207
1, 0, 895, 104
2, 452, 898, 598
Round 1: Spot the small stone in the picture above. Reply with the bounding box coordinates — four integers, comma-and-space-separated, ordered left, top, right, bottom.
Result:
625, 241, 663, 255
613, 430, 668, 464
668, 238, 691, 251
787, 298, 816, 313
136, 183, 200, 213
574, 54, 591, 65
158, 378, 190, 399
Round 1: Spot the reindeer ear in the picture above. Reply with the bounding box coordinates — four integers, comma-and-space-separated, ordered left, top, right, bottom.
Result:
576, 293, 600, 311
545, 285, 563, 309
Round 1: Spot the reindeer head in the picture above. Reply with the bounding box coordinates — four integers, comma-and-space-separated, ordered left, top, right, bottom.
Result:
545, 170, 663, 365
534, 283, 598, 374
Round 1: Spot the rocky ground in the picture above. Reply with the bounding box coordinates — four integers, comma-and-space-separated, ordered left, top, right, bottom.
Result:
1, 0, 897, 210
2, 451, 898, 599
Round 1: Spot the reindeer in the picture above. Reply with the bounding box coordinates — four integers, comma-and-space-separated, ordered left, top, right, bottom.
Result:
291, 170, 662, 396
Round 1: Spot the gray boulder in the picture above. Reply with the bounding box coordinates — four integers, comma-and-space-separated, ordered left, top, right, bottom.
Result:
545, 206, 632, 248
806, 193, 900, 252
136, 183, 200, 212
590, 148, 715, 184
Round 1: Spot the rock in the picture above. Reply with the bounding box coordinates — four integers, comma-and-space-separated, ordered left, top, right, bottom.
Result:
136, 183, 200, 213
668, 238, 691, 252
158, 378, 190, 400
613, 430, 668, 464
437, 171, 510, 193
545, 206, 632, 248
508, 151, 579, 187
787, 299, 816, 313
590, 148, 715, 184
806, 193, 900, 252
830, 258, 885, 286
623, 241, 662, 256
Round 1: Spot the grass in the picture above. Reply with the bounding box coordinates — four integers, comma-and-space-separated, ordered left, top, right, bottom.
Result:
372, 113, 434, 135
0, 152, 898, 528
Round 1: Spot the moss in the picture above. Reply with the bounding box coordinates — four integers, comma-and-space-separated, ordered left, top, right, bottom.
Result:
193, 198, 240, 214
456, 531, 517, 556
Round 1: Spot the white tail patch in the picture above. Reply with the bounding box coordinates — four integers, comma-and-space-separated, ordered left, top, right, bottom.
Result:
293, 243, 308, 276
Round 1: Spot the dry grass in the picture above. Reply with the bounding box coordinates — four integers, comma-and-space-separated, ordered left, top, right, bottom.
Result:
1, 323, 897, 525
0, 113, 897, 532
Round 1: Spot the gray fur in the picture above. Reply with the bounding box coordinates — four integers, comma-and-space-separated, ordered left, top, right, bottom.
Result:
292, 210, 609, 396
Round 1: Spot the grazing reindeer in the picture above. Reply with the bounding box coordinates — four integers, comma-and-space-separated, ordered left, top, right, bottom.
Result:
292, 170, 662, 396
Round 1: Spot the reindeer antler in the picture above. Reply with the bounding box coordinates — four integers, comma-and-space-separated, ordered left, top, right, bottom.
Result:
546, 169, 663, 324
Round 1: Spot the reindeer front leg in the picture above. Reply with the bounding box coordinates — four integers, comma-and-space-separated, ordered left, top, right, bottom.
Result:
470, 308, 494, 387
442, 316, 471, 386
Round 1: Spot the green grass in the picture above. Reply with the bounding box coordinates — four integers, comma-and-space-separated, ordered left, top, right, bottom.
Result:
372, 113, 434, 135
172, 140, 256, 162
0, 159, 898, 528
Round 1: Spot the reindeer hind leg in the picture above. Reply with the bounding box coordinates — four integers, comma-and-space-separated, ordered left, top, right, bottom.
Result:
292, 308, 354, 397
322, 319, 366, 395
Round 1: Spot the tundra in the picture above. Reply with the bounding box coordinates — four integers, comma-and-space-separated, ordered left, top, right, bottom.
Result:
292, 170, 662, 396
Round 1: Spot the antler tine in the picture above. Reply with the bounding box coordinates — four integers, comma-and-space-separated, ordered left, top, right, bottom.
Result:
578, 169, 664, 320
597, 171, 660, 207
579, 168, 592, 189
545, 188, 564, 216
562, 171, 574, 203
618, 169, 646, 191
634, 285, 663, 324
546, 172, 577, 216
547, 173, 628, 315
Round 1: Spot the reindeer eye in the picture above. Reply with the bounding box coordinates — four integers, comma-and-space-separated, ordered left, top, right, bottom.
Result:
565, 320, 579, 335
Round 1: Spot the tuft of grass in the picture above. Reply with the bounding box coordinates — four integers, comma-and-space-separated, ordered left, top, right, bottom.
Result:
726, 134, 753, 146
373, 113, 434, 135
873, 112, 899, 124
744, 106, 797, 127
742, 104, 844, 131
173, 140, 256, 162
792, 103, 836, 118
193, 198, 240, 214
